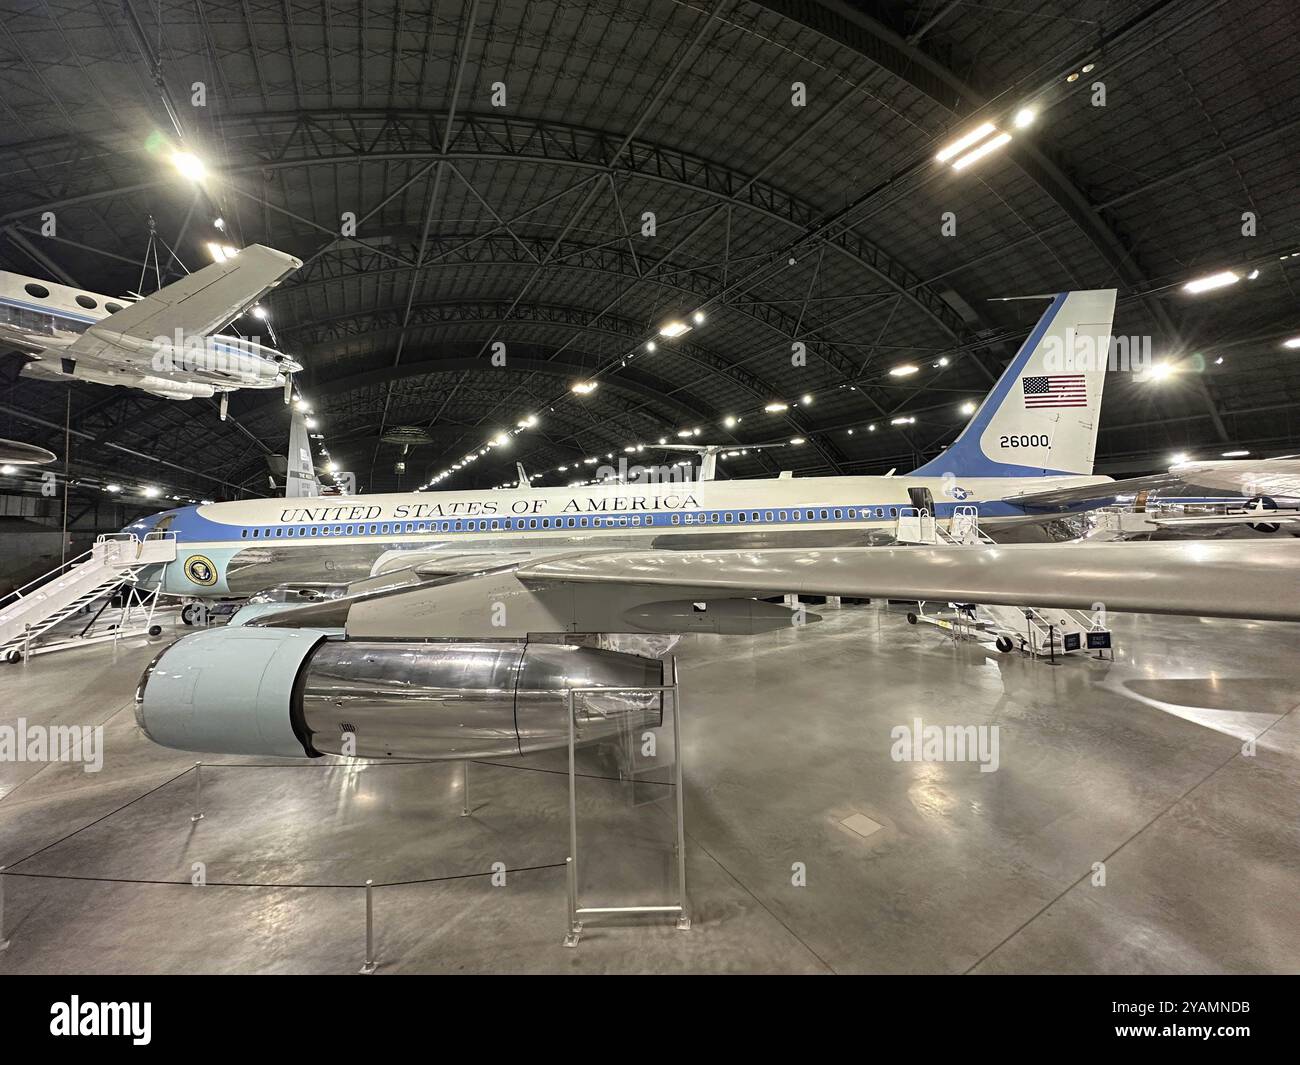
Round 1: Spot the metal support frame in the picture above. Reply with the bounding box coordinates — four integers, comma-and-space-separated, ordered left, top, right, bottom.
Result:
359, 879, 378, 974
563, 656, 689, 947
191, 761, 204, 823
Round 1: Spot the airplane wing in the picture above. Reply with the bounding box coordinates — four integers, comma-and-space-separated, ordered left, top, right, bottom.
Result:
1148, 512, 1300, 527
1003, 459, 1300, 511
67, 245, 301, 359
252, 539, 1300, 637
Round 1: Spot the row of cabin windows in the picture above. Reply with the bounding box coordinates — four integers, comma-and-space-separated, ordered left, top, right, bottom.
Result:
19, 282, 124, 314
234, 506, 904, 539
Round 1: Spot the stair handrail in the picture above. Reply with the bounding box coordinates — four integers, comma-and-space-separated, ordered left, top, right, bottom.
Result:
0, 548, 97, 611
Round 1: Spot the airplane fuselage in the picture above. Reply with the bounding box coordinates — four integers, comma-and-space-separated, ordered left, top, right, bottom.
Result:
132, 472, 1115, 597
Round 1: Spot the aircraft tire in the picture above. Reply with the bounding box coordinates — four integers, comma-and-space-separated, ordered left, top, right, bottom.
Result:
906, 612, 918, 625
995, 635, 1014, 654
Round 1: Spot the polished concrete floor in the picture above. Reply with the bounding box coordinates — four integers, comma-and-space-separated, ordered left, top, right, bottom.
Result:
0, 603, 1297, 974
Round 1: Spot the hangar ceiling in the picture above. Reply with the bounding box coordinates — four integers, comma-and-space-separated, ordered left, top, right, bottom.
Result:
0, 0, 1296, 502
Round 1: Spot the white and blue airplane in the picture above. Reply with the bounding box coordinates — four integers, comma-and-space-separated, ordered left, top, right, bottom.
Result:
1, 245, 302, 405
134, 289, 1135, 599
127, 287, 1300, 762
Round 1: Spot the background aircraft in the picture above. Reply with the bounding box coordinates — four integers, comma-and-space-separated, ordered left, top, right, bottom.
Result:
0, 244, 302, 404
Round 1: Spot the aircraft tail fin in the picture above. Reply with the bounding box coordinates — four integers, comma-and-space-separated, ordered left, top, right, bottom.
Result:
285, 409, 320, 498
910, 289, 1116, 478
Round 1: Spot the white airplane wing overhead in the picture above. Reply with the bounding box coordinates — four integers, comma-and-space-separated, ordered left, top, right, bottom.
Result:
515, 540, 1300, 622
69, 245, 301, 353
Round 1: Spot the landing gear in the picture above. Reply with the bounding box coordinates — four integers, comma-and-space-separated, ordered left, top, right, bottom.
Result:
181, 603, 195, 626
906, 612, 918, 625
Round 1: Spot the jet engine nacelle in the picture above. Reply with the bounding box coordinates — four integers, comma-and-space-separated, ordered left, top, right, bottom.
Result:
135, 628, 664, 760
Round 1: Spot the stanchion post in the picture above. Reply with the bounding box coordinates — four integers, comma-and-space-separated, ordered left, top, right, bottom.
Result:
0, 865, 10, 952
460, 761, 470, 817
563, 689, 582, 947
359, 879, 378, 974
191, 761, 204, 823
670, 656, 690, 930
563, 856, 581, 948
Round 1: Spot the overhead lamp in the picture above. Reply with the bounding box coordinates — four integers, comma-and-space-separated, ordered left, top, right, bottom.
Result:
1145, 362, 1175, 382
213, 217, 225, 231
206, 243, 238, 263
1282, 337, 1300, 349
305, 417, 318, 429
764, 402, 788, 413
571, 381, 598, 395
143, 486, 161, 498
170, 150, 206, 182
801, 394, 813, 405
889, 364, 918, 377
868, 424, 876, 431
723, 415, 737, 428
890, 416, 915, 425
1170, 452, 1189, 465
1222, 450, 1250, 457
1247, 269, 1260, 280
0, 464, 15, 475
517, 415, 538, 428
658, 320, 691, 338
935, 122, 997, 163
1081, 63, 1096, 73
295, 398, 310, 410
251, 306, 268, 320
1183, 270, 1240, 294
676, 429, 693, 438
951, 131, 1013, 171
105, 483, 121, 492
960, 401, 977, 415
1013, 107, 1037, 129
692, 428, 701, 436
936, 356, 950, 367
790, 437, 805, 445
692, 311, 705, 325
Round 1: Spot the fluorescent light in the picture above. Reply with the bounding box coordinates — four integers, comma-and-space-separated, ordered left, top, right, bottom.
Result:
206, 242, 226, 263
0, 464, 15, 475
1169, 452, 1189, 465
889, 364, 919, 377
1183, 270, 1240, 294
1013, 107, 1037, 129
1222, 450, 1249, 457
936, 122, 997, 163
171, 150, 206, 182
1283, 336, 1300, 349
951, 131, 1013, 171
789, 437, 805, 445
677, 429, 693, 438
105, 483, 121, 492
143, 486, 160, 498
571, 381, 598, 394
658, 320, 691, 338
891, 416, 915, 425
764, 402, 788, 413
960, 401, 976, 415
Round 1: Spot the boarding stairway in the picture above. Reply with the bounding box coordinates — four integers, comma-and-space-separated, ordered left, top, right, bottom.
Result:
895, 505, 997, 546
0, 532, 176, 660
894, 507, 1112, 657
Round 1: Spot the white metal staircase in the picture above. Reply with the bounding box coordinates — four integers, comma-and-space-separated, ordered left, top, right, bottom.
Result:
0, 532, 176, 659
895, 505, 996, 546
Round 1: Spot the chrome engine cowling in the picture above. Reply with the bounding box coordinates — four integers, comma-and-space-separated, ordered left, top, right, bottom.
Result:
136, 627, 663, 760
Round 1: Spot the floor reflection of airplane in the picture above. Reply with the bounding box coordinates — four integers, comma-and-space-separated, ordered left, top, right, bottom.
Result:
1, 245, 303, 406
117, 287, 1300, 763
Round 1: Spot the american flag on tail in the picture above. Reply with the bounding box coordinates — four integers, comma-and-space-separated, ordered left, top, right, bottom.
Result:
1022, 375, 1087, 408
